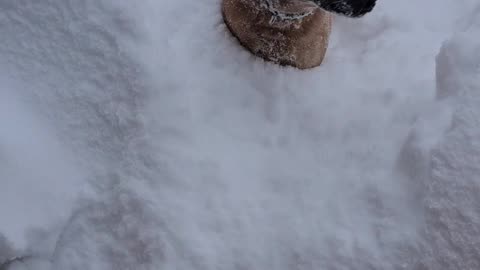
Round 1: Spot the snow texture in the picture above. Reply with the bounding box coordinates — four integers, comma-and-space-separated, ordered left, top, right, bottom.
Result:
0, 0, 479, 269
403, 18, 480, 270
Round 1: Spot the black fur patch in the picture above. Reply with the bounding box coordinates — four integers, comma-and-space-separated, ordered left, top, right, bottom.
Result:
313, 0, 376, 17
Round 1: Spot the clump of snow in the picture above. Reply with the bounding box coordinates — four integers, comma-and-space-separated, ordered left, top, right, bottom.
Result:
0, 0, 479, 269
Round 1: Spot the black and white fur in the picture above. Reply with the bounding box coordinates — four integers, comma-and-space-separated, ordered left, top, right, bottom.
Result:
312, 0, 376, 17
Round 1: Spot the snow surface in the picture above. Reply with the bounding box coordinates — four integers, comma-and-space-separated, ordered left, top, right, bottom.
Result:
0, 0, 479, 269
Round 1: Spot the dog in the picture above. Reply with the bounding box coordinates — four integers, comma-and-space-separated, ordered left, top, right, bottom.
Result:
222, 0, 376, 69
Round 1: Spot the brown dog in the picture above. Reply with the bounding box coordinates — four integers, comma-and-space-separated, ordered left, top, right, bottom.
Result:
222, 0, 332, 69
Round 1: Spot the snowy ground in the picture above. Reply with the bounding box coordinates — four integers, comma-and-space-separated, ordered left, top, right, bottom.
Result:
0, 0, 479, 269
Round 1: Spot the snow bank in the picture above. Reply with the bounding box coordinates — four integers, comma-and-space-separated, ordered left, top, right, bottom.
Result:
399, 16, 480, 269
0, 0, 479, 269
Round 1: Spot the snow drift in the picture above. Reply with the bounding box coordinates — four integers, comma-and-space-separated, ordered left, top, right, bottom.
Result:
0, 0, 479, 269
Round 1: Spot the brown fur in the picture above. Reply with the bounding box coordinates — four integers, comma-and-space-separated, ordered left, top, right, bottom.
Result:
222, 0, 332, 69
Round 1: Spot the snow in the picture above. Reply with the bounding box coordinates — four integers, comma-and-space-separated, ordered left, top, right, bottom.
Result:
0, 0, 479, 269
0, 79, 88, 249
411, 19, 480, 269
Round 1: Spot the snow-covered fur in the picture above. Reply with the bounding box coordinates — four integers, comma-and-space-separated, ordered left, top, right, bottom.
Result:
222, 0, 332, 69
312, 0, 376, 17
222, 0, 376, 68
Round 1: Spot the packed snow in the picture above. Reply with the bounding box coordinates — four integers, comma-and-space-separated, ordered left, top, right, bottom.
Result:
0, 0, 479, 269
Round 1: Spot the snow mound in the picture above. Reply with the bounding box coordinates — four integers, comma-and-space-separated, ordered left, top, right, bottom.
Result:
0, 0, 479, 269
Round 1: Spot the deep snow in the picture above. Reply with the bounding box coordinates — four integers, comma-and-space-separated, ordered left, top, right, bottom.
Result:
0, 0, 479, 269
